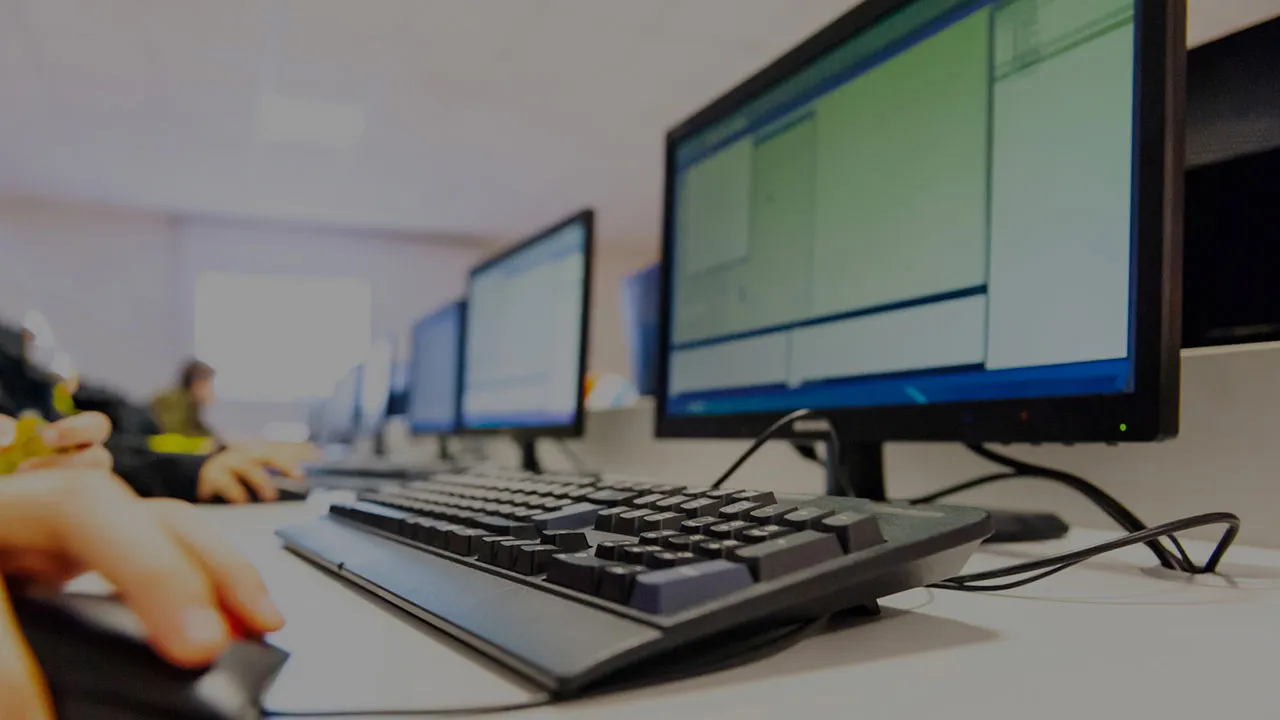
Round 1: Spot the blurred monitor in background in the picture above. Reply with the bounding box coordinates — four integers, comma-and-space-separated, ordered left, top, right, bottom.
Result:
620, 264, 660, 397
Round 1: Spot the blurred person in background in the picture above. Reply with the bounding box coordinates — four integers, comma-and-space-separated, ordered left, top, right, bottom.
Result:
151, 359, 216, 438
0, 318, 310, 504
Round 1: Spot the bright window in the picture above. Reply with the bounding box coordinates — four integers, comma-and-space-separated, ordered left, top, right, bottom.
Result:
194, 273, 372, 402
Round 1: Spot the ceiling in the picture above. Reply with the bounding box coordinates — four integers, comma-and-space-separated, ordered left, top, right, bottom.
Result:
0, 0, 1276, 248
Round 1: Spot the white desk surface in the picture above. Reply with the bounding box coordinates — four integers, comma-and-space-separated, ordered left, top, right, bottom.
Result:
186, 494, 1280, 719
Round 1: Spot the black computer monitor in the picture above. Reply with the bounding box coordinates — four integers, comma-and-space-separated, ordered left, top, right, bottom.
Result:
460, 211, 593, 443
407, 300, 466, 436
657, 0, 1183, 497
323, 365, 362, 445
358, 337, 396, 436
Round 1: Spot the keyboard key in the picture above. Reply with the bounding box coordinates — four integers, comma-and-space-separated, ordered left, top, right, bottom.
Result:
693, 539, 746, 559
511, 508, 545, 521
748, 504, 798, 525
781, 507, 835, 530
704, 489, 739, 501
662, 534, 710, 551
495, 539, 540, 570
614, 508, 658, 536
681, 488, 710, 498
404, 517, 446, 544
653, 495, 692, 512
532, 503, 605, 531
706, 520, 758, 540
593, 506, 630, 532
731, 490, 777, 505
587, 490, 637, 507
638, 512, 686, 533
447, 528, 491, 556
426, 523, 465, 549
681, 517, 722, 534
650, 485, 688, 495
565, 487, 596, 500
513, 544, 560, 576
546, 552, 620, 594
630, 560, 755, 614
717, 501, 764, 521
647, 551, 698, 569
596, 565, 649, 604
819, 512, 886, 553
593, 540, 634, 561
730, 530, 843, 581
540, 530, 590, 552
474, 516, 539, 540
680, 497, 724, 518
740, 525, 795, 544
618, 544, 664, 566
540, 498, 572, 510
639, 530, 681, 546
628, 493, 667, 509
475, 535, 514, 565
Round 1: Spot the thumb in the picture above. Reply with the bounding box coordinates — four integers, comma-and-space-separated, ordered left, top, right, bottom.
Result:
0, 416, 16, 449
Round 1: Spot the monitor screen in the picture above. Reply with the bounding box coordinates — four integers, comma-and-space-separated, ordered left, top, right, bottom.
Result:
323, 365, 361, 444
407, 301, 464, 434
665, 0, 1143, 421
461, 212, 591, 432
358, 338, 395, 435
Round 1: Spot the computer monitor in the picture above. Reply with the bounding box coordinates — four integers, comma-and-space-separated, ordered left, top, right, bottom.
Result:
621, 264, 660, 397
358, 337, 396, 436
460, 210, 593, 438
658, 0, 1184, 497
323, 365, 362, 445
406, 300, 465, 435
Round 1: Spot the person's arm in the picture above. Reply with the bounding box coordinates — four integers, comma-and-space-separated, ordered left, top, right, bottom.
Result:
105, 434, 204, 502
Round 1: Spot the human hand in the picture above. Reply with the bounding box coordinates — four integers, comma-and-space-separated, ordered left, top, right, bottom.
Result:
196, 447, 306, 504
0, 469, 285, 719
0, 412, 114, 473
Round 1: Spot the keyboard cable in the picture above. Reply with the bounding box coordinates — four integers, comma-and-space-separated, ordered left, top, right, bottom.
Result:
713, 410, 1241, 581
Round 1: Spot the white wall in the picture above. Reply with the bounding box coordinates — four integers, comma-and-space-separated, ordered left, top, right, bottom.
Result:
0, 196, 184, 399
0, 196, 494, 436
176, 217, 493, 438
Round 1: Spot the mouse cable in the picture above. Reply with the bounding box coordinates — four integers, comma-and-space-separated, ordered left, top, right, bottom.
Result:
710, 409, 849, 494
932, 511, 1241, 592
264, 616, 831, 717
907, 445, 1195, 572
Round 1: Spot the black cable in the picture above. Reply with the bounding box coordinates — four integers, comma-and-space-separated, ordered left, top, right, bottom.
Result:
711, 409, 848, 493
933, 512, 1240, 592
907, 445, 1191, 572
554, 438, 591, 474
266, 695, 554, 717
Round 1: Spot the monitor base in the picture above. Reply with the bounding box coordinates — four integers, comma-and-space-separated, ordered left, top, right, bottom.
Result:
825, 437, 1070, 544
517, 436, 543, 474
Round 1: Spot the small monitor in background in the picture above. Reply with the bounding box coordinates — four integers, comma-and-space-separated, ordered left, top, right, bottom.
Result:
323, 365, 362, 446
460, 211, 592, 436
358, 337, 395, 436
407, 300, 465, 435
620, 264, 660, 397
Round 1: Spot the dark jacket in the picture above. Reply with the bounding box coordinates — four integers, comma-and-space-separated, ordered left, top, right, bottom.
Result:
0, 343, 204, 501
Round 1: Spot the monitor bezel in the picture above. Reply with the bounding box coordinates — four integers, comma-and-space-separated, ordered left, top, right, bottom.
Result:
406, 300, 467, 437
458, 209, 594, 438
655, 0, 1183, 444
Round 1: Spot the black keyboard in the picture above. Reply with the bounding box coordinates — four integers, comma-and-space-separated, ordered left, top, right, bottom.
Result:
278, 470, 991, 696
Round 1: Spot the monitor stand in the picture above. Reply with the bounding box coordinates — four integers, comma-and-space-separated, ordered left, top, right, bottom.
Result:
516, 436, 543, 474
826, 435, 1069, 544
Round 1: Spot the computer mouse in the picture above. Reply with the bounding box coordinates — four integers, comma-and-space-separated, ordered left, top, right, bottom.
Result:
12, 592, 289, 720
209, 479, 310, 505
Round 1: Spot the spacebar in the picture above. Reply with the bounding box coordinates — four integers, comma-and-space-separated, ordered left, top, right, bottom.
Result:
277, 518, 661, 691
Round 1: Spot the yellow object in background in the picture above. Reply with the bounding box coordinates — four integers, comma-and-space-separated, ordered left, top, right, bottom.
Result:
147, 433, 216, 456
51, 379, 78, 417
0, 413, 51, 475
